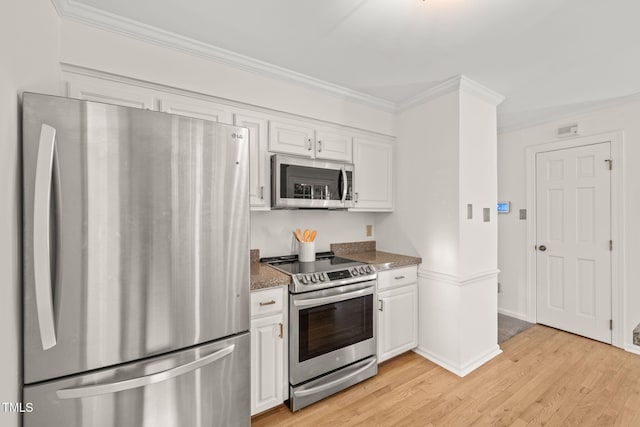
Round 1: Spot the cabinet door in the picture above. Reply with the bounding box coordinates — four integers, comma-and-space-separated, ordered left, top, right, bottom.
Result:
351, 138, 393, 211
235, 112, 270, 210
250, 313, 285, 415
158, 97, 233, 124
315, 129, 352, 162
66, 76, 156, 110
269, 119, 315, 157
378, 284, 418, 363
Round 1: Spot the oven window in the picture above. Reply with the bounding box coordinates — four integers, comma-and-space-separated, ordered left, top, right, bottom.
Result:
298, 294, 373, 362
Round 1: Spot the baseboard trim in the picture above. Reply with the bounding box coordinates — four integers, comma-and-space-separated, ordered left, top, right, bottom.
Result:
624, 345, 640, 356
498, 308, 531, 322
413, 345, 502, 377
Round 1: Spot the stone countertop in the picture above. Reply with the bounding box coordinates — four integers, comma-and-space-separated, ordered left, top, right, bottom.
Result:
250, 261, 290, 291
341, 250, 422, 271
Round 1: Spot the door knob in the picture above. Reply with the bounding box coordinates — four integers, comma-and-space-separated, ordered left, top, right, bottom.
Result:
538, 245, 547, 251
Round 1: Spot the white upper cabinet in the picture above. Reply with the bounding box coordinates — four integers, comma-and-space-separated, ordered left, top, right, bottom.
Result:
351, 137, 394, 211
315, 129, 353, 162
66, 76, 156, 110
235, 111, 271, 210
269, 119, 315, 157
269, 119, 353, 162
158, 96, 233, 124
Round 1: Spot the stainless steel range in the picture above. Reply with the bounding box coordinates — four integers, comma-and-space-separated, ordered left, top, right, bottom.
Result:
262, 252, 378, 411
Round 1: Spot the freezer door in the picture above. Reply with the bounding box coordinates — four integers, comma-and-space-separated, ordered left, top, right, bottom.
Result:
22, 93, 250, 384
24, 333, 250, 427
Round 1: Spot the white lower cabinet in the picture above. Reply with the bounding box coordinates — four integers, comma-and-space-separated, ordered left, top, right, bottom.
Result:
250, 287, 287, 416
377, 267, 418, 363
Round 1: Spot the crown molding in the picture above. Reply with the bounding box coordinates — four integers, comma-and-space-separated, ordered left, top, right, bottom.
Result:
459, 75, 505, 106
396, 75, 505, 112
396, 75, 462, 112
51, 0, 396, 112
498, 92, 640, 134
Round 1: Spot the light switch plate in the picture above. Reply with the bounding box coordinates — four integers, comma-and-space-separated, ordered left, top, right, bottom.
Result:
519, 209, 527, 220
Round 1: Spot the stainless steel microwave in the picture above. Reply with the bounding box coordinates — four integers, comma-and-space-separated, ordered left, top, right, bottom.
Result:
271, 154, 354, 209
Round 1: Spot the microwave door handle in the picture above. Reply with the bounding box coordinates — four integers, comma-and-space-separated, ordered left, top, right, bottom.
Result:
57, 344, 236, 399
33, 124, 57, 350
340, 168, 347, 203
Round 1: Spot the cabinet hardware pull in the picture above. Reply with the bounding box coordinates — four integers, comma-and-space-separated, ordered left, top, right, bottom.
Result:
354, 192, 359, 203
260, 185, 264, 200
378, 300, 383, 311
394, 276, 405, 280
307, 138, 312, 151
278, 323, 283, 338
259, 300, 276, 306
318, 140, 322, 152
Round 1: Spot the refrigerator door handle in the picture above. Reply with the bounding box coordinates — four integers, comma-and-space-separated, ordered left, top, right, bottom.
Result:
56, 344, 236, 399
33, 123, 57, 350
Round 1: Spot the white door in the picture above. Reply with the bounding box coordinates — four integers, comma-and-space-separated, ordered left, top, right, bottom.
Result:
536, 142, 611, 343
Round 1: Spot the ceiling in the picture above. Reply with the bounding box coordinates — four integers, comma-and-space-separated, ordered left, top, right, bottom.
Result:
59, 0, 640, 128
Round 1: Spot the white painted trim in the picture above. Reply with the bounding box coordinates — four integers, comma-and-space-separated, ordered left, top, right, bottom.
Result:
418, 268, 500, 287
498, 92, 640, 135
52, 0, 396, 112
624, 346, 640, 357
497, 308, 530, 322
459, 75, 506, 106
413, 346, 502, 377
397, 75, 505, 112
60, 63, 396, 140
396, 76, 462, 112
525, 131, 625, 347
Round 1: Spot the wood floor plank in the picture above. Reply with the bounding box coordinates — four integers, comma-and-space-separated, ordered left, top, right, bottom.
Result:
251, 325, 640, 427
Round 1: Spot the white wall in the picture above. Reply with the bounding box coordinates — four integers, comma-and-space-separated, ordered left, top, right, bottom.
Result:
498, 100, 640, 350
251, 211, 376, 257
375, 91, 460, 269
1, 1, 61, 425
459, 90, 498, 277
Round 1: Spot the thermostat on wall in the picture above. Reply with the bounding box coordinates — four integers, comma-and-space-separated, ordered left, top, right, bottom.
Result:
497, 202, 510, 213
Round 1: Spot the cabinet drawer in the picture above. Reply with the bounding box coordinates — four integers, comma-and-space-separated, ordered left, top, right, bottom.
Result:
377, 266, 417, 290
251, 287, 285, 317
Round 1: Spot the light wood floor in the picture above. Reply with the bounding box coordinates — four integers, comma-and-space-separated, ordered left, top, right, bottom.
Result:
251, 325, 640, 426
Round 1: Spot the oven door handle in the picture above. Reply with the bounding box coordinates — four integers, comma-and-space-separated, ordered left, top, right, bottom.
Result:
293, 357, 377, 397
293, 287, 374, 308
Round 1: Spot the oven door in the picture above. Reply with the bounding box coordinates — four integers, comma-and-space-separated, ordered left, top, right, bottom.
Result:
290, 281, 376, 386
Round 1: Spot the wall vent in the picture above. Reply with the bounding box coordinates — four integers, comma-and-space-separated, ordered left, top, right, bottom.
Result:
557, 124, 579, 138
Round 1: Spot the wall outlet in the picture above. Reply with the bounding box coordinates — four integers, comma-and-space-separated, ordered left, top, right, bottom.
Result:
366, 224, 373, 237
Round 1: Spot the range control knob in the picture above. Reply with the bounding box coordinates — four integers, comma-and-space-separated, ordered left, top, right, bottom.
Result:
299, 274, 309, 284
351, 268, 359, 276
311, 273, 318, 283
358, 266, 365, 274
319, 273, 327, 281
365, 265, 373, 273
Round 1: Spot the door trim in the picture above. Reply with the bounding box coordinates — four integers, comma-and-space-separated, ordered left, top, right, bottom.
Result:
525, 131, 624, 348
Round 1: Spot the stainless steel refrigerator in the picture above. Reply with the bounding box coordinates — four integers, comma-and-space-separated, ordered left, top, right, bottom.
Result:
22, 93, 250, 427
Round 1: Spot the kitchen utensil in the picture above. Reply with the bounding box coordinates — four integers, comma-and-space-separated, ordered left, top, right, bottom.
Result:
303, 229, 310, 242
295, 229, 303, 242
309, 230, 317, 242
